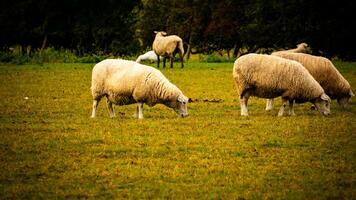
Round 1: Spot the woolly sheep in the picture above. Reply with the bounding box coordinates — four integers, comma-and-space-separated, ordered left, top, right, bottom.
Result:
135, 50, 161, 63
266, 52, 354, 110
233, 54, 331, 116
90, 59, 189, 119
152, 31, 184, 68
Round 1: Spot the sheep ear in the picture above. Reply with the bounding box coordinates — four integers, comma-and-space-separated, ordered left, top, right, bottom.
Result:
321, 93, 330, 101
350, 90, 355, 97
153, 31, 158, 34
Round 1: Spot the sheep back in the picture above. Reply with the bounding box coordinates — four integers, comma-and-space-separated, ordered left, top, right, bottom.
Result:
233, 54, 324, 102
272, 52, 352, 99
153, 35, 184, 56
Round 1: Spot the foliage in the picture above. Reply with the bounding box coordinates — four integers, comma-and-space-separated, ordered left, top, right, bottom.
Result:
136, 0, 356, 60
0, 61, 355, 198
0, 47, 114, 64
0, 0, 141, 56
0, 0, 356, 60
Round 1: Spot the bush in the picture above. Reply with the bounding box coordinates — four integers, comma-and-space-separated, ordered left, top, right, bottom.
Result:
0, 47, 145, 64
199, 53, 235, 63
0, 47, 117, 64
76, 55, 105, 63
0, 51, 15, 63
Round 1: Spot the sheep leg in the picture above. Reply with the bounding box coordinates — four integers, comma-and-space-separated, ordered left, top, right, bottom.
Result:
91, 99, 101, 118
135, 102, 144, 119
170, 55, 174, 68
266, 99, 274, 111
157, 55, 160, 68
163, 57, 166, 68
179, 51, 184, 68
278, 98, 288, 117
288, 100, 296, 116
240, 91, 250, 116
107, 99, 115, 118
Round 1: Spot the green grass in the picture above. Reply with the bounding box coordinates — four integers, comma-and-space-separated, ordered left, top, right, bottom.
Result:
0, 61, 355, 199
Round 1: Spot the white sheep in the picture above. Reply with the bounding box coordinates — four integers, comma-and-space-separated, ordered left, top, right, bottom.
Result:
233, 54, 331, 116
283, 42, 309, 53
90, 59, 189, 119
266, 52, 354, 110
152, 31, 184, 68
135, 50, 161, 63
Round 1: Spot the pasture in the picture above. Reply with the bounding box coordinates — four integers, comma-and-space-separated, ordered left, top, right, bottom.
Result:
0, 61, 355, 199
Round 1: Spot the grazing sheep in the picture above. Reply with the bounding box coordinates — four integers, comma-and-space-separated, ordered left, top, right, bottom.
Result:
135, 50, 161, 63
266, 52, 354, 110
233, 54, 331, 116
152, 31, 184, 68
91, 59, 189, 119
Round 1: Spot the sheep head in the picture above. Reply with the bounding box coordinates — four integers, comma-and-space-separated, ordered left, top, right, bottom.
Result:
297, 42, 308, 48
337, 90, 354, 108
164, 95, 189, 118
313, 93, 331, 115
154, 31, 167, 37
297, 42, 311, 53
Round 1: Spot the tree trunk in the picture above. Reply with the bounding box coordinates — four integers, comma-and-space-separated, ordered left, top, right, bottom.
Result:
233, 43, 240, 58
186, 31, 193, 60
40, 34, 48, 53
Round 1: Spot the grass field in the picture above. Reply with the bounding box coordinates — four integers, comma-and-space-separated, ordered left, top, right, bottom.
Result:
0, 60, 355, 199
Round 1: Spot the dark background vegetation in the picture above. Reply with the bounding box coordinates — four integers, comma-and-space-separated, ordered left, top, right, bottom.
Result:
1, 0, 356, 60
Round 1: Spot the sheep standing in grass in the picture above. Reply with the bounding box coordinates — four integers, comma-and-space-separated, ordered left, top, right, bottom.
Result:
91, 59, 189, 119
135, 50, 161, 63
233, 54, 331, 116
266, 52, 354, 110
152, 31, 184, 68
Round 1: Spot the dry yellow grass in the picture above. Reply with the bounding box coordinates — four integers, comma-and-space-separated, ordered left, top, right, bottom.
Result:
0, 61, 355, 199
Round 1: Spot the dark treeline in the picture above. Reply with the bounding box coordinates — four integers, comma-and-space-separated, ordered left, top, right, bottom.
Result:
1, 0, 355, 60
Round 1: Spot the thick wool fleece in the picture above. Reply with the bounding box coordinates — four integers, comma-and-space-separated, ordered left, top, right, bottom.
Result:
91, 59, 185, 106
272, 52, 352, 99
233, 54, 324, 102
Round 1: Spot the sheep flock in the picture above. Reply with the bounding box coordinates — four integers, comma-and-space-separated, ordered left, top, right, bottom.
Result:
91, 36, 353, 118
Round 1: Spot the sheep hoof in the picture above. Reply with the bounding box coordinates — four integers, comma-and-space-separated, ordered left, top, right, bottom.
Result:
133, 114, 143, 119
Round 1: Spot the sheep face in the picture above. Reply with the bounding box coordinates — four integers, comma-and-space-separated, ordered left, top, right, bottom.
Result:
313, 93, 331, 115
337, 90, 354, 108
165, 95, 189, 117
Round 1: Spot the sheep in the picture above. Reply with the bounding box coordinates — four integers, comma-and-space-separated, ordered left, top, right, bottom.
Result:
266, 52, 354, 110
135, 50, 161, 63
281, 42, 310, 53
233, 54, 331, 116
152, 31, 184, 68
90, 59, 189, 119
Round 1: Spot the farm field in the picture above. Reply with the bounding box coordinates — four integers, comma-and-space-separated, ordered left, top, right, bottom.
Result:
0, 61, 355, 199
